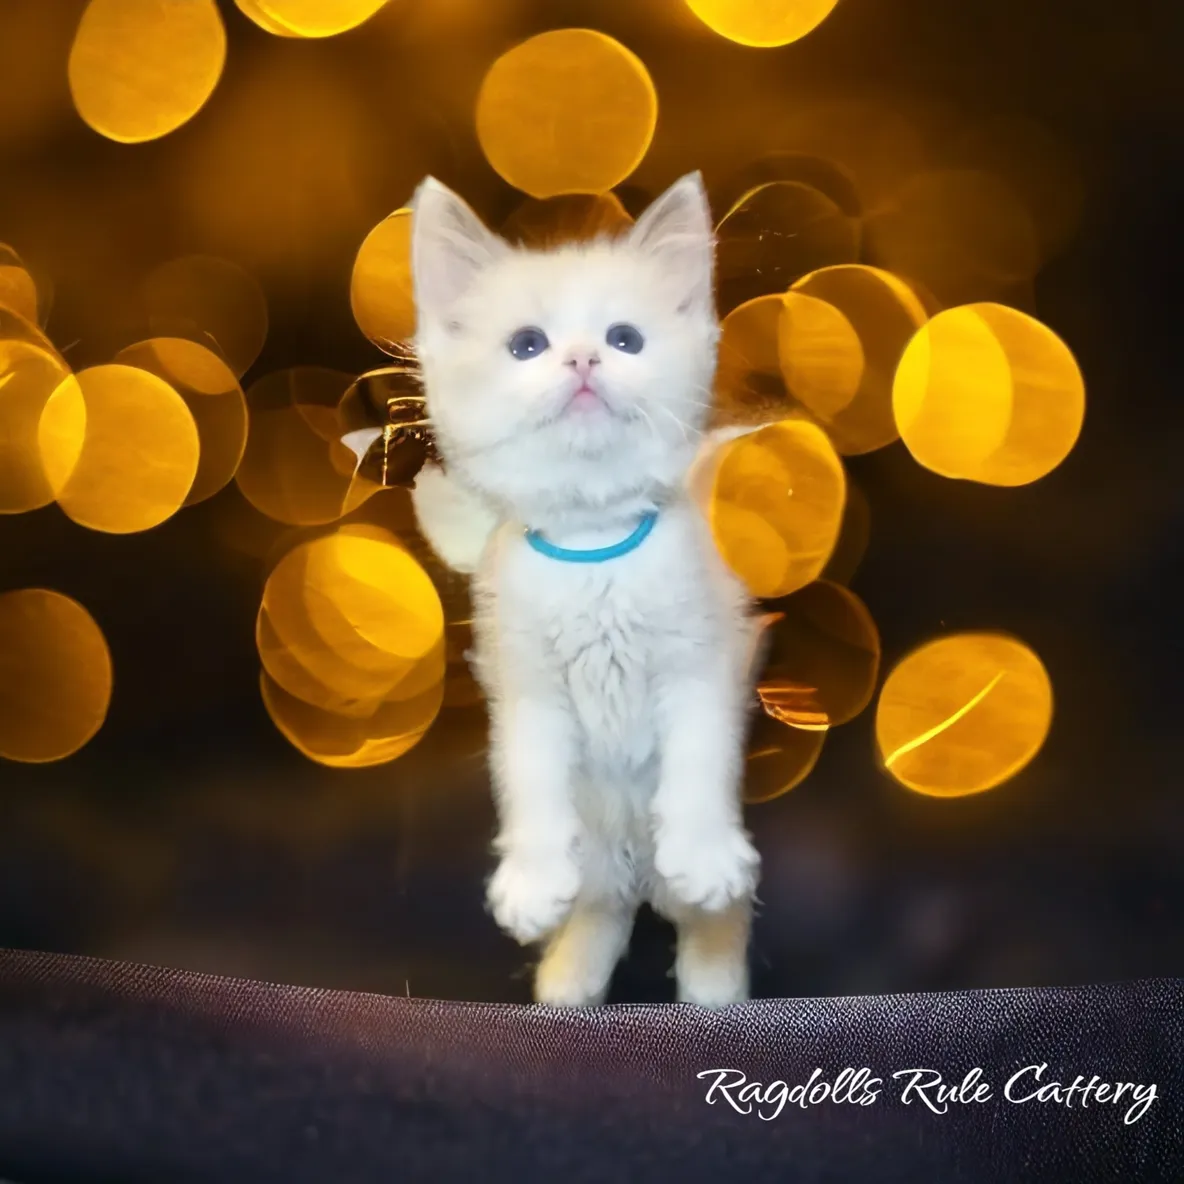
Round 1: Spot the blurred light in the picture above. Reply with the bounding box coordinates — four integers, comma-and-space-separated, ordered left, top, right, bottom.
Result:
38, 364, 200, 534
867, 169, 1041, 309
748, 100, 927, 215
257, 605, 369, 715
0, 245, 39, 324
893, 302, 1085, 486
114, 338, 248, 506
744, 711, 826, 804
233, 0, 301, 37
0, 309, 71, 515
820, 477, 870, 585
261, 671, 443, 768
68, 0, 227, 143
142, 256, 268, 379
0, 307, 61, 355
259, 528, 444, 708
237, 0, 390, 38
876, 632, 1053, 797
351, 209, 414, 355
718, 153, 862, 222
686, 0, 840, 47
179, 50, 382, 277
707, 418, 847, 599
258, 527, 445, 767
758, 579, 880, 730
952, 117, 1084, 258
713, 294, 792, 429
0, 589, 112, 763
778, 291, 864, 420
715, 181, 860, 313
501, 193, 634, 248
236, 367, 382, 526
787, 265, 929, 454
476, 30, 657, 198
306, 527, 443, 662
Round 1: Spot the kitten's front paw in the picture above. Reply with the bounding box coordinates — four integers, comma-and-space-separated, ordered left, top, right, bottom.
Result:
655, 826, 759, 913
487, 849, 580, 944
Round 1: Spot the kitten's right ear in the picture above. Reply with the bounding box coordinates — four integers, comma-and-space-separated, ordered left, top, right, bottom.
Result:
411, 177, 506, 322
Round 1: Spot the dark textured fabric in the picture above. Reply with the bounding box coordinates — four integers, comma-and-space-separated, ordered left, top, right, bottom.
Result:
0, 950, 1178, 1183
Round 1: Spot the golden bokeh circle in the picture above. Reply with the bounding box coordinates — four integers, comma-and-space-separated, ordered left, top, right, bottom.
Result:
713, 295, 792, 429
0, 589, 112, 763
0, 309, 71, 515
869, 169, 1041, 308
709, 418, 847, 599
718, 152, 862, 222
757, 579, 881, 731
143, 256, 268, 379
715, 182, 860, 313
0, 244, 39, 324
351, 209, 415, 354
304, 529, 443, 665
686, 0, 840, 47
893, 302, 1085, 486
38, 364, 200, 534
258, 527, 446, 768
476, 30, 657, 199
787, 265, 929, 454
820, 478, 870, 586
68, 0, 227, 144
236, 367, 381, 526
259, 528, 445, 705
261, 671, 443, 769
501, 193, 634, 248
233, 0, 301, 37
241, 0, 389, 38
778, 291, 864, 422
876, 632, 1053, 798
744, 711, 826, 804
115, 338, 248, 506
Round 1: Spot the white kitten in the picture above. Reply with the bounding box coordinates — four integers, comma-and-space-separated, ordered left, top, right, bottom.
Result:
409, 173, 761, 1007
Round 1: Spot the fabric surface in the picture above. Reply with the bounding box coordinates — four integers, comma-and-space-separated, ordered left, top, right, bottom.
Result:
0, 949, 1178, 1183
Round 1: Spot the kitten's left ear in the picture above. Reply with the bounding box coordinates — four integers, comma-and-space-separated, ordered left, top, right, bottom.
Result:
628, 171, 715, 312
411, 177, 507, 324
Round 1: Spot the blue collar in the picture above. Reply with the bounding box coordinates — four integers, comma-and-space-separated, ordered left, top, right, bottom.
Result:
524, 512, 658, 563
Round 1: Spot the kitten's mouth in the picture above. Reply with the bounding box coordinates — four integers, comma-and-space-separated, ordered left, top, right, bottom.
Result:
531, 384, 623, 434
563, 383, 610, 414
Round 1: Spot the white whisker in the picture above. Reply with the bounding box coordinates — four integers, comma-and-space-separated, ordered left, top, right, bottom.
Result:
647, 400, 700, 447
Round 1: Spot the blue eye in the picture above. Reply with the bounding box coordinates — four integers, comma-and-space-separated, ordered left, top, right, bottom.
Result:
607, 323, 644, 354
508, 327, 549, 360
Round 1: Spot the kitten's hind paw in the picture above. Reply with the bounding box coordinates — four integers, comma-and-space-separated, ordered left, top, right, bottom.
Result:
678, 971, 749, 1009
487, 849, 580, 944
655, 826, 759, 914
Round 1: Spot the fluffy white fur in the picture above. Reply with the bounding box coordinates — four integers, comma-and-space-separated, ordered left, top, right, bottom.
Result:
409, 173, 761, 1007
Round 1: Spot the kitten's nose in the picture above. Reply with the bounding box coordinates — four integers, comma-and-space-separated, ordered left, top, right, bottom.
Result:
564, 349, 601, 380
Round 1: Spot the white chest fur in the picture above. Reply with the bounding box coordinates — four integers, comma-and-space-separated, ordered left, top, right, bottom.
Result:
471, 501, 750, 779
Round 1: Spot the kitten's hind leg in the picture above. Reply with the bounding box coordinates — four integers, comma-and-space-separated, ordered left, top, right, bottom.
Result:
534, 900, 635, 1007
669, 899, 752, 1008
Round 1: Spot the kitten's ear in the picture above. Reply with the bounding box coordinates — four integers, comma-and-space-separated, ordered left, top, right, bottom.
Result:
628, 171, 715, 311
411, 177, 506, 322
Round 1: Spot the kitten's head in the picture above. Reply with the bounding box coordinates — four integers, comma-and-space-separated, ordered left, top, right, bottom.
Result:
410, 173, 719, 527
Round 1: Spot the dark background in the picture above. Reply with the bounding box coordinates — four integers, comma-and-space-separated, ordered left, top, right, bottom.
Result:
0, 0, 1181, 1005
